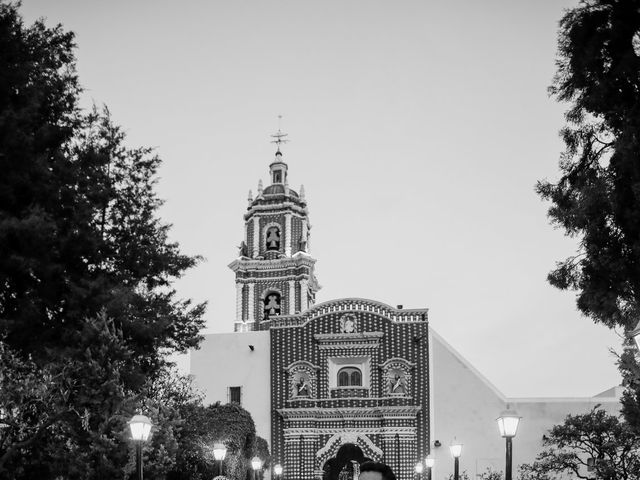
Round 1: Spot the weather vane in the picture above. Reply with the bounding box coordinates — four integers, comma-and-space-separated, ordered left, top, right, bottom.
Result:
270, 115, 289, 153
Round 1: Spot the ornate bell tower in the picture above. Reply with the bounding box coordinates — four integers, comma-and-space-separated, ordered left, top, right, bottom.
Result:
229, 130, 321, 332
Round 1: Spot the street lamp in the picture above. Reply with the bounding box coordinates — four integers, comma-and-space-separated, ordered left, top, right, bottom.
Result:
128, 414, 152, 480
213, 442, 227, 477
425, 456, 435, 480
415, 461, 424, 480
252, 456, 263, 480
449, 439, 462, 480
497, 407, 521, 480
274, 463, 283, 480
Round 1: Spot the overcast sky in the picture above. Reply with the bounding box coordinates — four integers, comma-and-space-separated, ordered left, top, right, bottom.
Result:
21, 0, 623, 398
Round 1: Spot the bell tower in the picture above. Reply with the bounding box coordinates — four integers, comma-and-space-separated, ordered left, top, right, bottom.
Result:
229, 130, 321, 332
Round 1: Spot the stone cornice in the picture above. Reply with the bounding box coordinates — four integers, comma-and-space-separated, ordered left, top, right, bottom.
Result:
285, 360, 322, 372
244, 201, 308, 220
380, 357, 416, 369
228, 254, 317, 273
270, 298, 428, 328
283, 427, 417, 438
314, 332, 384, 350
235, 274, 310, 283
277, 405, 422, 420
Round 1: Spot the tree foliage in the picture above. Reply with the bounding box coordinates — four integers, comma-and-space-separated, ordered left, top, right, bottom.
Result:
0, 2, 207, 477
478, 468, 502, 480
168, 402, 260, 480
447, 470, 471, 480
616, 341, 640, 435
537, 0, 640, 330
0, 0, 205, 374
0, 312, 137, 477
253, 436, 271, 469
519, 408, 640, 480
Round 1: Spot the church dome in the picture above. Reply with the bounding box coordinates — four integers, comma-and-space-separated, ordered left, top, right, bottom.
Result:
263, 184, 299, 198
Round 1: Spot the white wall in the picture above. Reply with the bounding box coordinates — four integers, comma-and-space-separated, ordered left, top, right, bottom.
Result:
510, 396, 620, 473
430, 330, 506, 480
191, 331, 272, 444
190, 328, 622, 480
430, 329, 621, 480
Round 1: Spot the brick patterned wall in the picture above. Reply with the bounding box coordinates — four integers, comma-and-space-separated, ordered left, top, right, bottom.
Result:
270, 301, 430, 480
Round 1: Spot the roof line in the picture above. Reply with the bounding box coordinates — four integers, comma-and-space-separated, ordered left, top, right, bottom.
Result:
430, 328, 507, 401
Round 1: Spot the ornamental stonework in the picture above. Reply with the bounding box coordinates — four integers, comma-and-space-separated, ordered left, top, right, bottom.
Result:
339, 313, 358, 333
270, 299, 430, 480
287, 361, 320, 400
381, 358, 415, 397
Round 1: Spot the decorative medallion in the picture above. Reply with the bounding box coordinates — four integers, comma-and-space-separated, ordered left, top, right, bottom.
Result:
339, 314, 357, 334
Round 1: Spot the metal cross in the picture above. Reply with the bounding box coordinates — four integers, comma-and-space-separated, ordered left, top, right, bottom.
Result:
270, 115, 290, 152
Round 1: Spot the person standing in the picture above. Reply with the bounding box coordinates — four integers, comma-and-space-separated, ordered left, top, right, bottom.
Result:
358, 462, 397, 480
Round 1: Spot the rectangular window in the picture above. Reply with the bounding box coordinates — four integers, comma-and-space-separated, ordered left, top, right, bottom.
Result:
228, 386, 242, 405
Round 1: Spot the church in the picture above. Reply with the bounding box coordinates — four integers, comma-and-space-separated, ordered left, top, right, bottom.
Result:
190, 136, 621, 480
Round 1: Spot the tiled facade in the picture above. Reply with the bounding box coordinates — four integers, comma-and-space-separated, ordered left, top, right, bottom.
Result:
227, 148, 431, 480
269, 300, 430, 480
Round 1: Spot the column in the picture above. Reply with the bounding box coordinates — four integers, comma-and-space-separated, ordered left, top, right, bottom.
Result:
300, 278, 308, 312
302, 219, 309, 253
252, 216, 260, 258
285, 213, 292, 256
288, 280, 296, 314
247, 283, 255, 325
235, 283, 243, 325
301, 436, 318, 480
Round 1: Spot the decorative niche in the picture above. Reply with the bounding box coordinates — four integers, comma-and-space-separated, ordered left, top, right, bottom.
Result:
381, 358, 415, 397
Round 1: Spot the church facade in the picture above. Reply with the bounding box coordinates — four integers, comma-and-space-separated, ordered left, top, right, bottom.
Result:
191, 141, 621, 480
269, 299, 430, 480
223, 141, 431, 479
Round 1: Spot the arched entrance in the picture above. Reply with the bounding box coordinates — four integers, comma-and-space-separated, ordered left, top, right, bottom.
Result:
316, 433, 383, 477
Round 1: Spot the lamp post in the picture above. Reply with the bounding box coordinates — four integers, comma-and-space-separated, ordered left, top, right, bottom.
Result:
252, 456, 263, 480
128, 414, 152, 480
274, 463, 283, 480
213, 442, 228, 477
415, 461, 424, 480
497, 407, 521, 480
449, 440, 462, 480
425, 456, 435, 480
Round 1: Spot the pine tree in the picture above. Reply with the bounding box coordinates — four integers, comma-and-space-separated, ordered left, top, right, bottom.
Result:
537, 0, 640, 330
538, 0, 640, 433
0, 3, 205, 476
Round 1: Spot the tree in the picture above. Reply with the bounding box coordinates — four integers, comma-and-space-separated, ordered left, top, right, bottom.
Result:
519, 408, 640, 480
168, 402, 262, 480
478, 468, 502, 480
537, 0, 640, 331
0, 312, 138, 477
0, 0, 205, 375
618, 342, 640, 434
253, 436, 271, 470
0, 2, 206, 477
0, 340, 74, 476
446, 471, 471, 480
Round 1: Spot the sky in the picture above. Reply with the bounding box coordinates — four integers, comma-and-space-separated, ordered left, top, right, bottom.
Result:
20, 0, 623, 398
